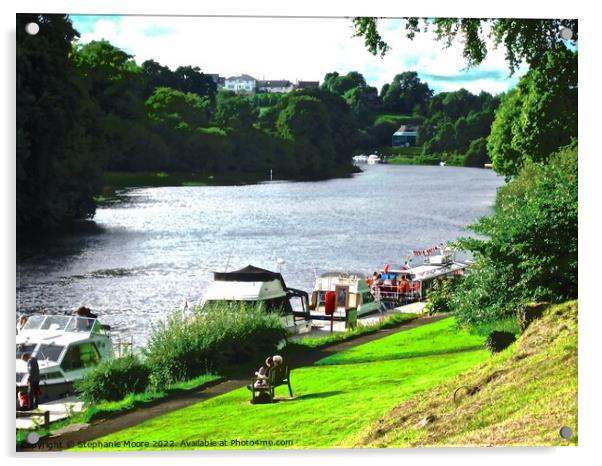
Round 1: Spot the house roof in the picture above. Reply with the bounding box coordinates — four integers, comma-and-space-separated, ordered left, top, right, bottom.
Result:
394, 124, 419, 134
257, 80, 293, 88
295, 81, 320, 88
213, 265, 287, 289
226, 74, 257, 81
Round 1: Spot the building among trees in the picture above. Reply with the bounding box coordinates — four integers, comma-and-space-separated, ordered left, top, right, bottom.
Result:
392, 124, 418, 147
224, 74, 257, 93
257, 80, 294, 93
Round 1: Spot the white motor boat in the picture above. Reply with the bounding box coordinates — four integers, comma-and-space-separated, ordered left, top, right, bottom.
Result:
201, 265, 311, 334
367, 154, 381, 165
309, 271, 385, 322
16, 314, 114, 402
352, 154, 369, 164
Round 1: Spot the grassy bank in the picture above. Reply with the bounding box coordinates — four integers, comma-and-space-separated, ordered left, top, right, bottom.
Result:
16, 373, 220, 445
100, 165, 360, 194
354, 300, 578, 447
286, 312, 418, 350
70, 316, 489, 450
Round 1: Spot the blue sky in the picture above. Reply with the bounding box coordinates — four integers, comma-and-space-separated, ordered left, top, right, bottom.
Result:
69, 15, 527, 94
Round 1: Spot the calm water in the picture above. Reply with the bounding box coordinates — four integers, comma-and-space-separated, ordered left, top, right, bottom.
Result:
16, 164, 503, 345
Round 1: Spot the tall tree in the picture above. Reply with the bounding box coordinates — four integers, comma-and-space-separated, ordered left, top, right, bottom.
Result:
17, 14, 103, 230
381, 72, 433, 114
488, 49, 577, 177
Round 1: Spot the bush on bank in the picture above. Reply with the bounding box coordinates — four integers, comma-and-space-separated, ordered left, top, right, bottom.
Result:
75, 353, 150, 403
144, 303, 288, 388
451, 144, 577, 326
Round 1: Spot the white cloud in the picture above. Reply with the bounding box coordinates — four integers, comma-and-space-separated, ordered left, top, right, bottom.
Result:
72, 16, 526, 95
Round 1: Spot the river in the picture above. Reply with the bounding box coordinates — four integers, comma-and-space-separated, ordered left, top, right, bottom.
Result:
16, 164, 504, 345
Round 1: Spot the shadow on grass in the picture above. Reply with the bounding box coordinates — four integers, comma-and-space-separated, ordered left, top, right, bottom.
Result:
292, 390, 344, 401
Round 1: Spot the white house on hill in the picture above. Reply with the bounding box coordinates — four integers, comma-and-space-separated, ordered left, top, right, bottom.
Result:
256, 80, 294, 93
224, 74, 257, 93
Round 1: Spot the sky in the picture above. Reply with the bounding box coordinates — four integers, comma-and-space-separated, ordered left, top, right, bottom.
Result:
69, 15, 528, 95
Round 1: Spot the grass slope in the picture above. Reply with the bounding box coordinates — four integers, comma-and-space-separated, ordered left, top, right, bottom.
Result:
354, 300, 578, 447
316, 318, 484, 365
71, 317, 488, 451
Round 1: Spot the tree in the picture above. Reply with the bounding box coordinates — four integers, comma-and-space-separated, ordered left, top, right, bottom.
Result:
451, 145, 578, 324
352, 18, 578, 74
381, 72, 433, 114
145, 87, 211, 130
213, 92, 259, 130
463, 137, 490, 167
17, 14, 104, 230
276, 95, 336, 177
488, 49, 577, 177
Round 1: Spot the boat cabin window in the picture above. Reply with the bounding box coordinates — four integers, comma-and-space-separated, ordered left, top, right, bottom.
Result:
22, 315, 45, 330
40, 371, 63, 381
35, 344, 64, 362
16, 343, 37, 359
336, 288, 348, 308
40, 315, 71, 331
61, 343, 101, 371
68, 317, 96, 333
361, 291, 375, 304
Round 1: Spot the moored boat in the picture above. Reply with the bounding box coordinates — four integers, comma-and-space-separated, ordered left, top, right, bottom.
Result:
370, 249, 470, 306
16, 314, 114, 402
201, 265, 311, 334
309, 271, 385, 321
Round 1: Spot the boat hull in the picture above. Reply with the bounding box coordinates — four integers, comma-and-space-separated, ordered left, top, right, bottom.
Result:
16, 380, 76, 405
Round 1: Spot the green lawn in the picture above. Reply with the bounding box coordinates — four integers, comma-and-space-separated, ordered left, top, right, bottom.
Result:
71, 318, 488, 451
316, 318, 484, 365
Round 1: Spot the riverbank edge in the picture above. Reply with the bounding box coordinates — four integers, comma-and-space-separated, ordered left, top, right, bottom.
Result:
98, 165, 362, 196
22, 313, 446, 451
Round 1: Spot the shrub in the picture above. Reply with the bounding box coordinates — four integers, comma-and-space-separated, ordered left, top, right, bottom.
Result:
144, 303, 287, 388
485, 331, 517, 353
426, 277, 461, 314
75, 353, 150, 403
451, 145, 577, 325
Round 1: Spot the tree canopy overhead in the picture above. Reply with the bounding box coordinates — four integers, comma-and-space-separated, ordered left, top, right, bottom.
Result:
352, 18, 578, 74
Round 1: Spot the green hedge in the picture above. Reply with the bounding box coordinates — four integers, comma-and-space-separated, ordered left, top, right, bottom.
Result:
75, 353, 150, 403
144, 303, 288, 388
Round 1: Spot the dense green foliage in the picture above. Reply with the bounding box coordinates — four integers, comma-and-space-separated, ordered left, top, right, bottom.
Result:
451, 145, 578, 325
352, 18, 578, 74
488, 49, 577, 177
17, 14, 104, 229
425, 277, 461, 314
144, 303, 287, 388
419, 89, 499, 161
381, 71, 433, 114
75, 353, 150, 403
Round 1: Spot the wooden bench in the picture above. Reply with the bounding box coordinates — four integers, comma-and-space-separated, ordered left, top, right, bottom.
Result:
16, 410, 50, 428
249, 364, 293, 403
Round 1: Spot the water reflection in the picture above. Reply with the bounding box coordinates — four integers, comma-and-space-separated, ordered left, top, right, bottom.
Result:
16, 165, 503, 345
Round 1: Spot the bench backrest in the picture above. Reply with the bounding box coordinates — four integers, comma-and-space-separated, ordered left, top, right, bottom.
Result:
269, 364, 289, 386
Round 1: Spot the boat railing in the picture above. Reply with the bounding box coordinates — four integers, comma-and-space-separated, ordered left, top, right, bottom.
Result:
371, 286, 422, 304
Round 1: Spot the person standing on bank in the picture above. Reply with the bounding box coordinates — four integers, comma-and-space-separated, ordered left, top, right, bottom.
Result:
21, 353, 40, 409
